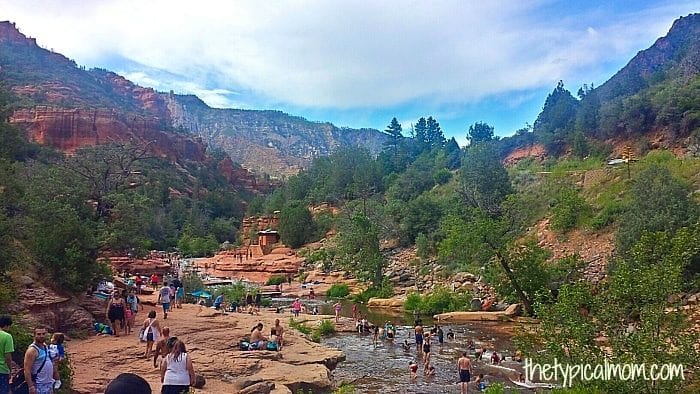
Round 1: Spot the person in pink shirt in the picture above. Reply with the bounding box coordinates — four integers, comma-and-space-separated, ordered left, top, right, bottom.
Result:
292, 298, 302, 318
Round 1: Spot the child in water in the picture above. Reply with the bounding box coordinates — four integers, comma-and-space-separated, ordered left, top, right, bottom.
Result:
409, 360, 418, 380
48, 333, 66, 390
402, 339, 410, 351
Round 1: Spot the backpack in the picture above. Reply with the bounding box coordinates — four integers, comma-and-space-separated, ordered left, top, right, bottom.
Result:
10, 344, 48, 394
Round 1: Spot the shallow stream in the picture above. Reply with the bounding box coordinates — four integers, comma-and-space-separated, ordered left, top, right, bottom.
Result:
313, 301, 532, 393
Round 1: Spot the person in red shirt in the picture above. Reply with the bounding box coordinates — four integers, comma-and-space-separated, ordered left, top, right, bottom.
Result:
150, 274, 159, 290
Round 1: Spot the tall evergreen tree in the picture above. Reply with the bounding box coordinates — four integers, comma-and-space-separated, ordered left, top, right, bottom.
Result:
383, 117, 403, 171
425, 116, 446, 148
534, 80, 579, 154
414, 117, 428, 151
467, 121, 495, 144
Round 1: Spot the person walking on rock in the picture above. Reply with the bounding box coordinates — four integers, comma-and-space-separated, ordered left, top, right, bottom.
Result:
0, 316, 13, 394
160, 339, 195, 394
23, 327, 54, 394
142, 311, 162, 359
158, 282, 172, 319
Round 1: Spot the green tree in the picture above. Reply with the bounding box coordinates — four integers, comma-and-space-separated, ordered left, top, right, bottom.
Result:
278, 201, 314, 248
534, 80, 579, 154
413, 117, 428, 152
460, 142, 512, 216
336, 213, 386, 287
467, 121, 495, 144
617, 165, 698, 253
383, 117, 403, 171
518, 228, 700, 393
425, 116, 446, 148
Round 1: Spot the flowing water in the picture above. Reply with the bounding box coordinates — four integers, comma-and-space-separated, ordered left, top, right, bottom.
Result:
310, 300, 533, 393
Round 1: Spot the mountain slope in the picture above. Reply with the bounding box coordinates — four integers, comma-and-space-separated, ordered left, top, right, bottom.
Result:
166, 94, 387, 176
0, 21, 387, 177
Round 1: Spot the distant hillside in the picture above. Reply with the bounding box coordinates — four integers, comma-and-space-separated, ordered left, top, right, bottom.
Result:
512, 13, 700, 160
166, 94, 387, 176
0, 21, 387, 177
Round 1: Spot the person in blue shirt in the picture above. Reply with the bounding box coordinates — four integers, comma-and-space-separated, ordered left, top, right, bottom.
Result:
213, 294, 224, 310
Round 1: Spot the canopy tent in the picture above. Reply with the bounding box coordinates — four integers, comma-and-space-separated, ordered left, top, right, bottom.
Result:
189, 290, 212, 299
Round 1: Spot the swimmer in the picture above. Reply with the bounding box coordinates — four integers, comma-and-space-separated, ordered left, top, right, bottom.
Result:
409, 360, 418, 380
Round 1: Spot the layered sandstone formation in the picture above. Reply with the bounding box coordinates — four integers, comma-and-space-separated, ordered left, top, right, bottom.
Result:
196, 246, 303, 284
10, 107, 207, 162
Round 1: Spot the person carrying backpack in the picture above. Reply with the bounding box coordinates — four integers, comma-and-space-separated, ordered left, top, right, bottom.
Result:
23, 327, 54, 394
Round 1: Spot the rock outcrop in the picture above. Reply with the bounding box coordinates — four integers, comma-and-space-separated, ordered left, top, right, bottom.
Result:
69, 300, 345, 393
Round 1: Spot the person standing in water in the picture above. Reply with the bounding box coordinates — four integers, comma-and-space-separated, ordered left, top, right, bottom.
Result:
333, 302, 342, 323
458, 352, 472, 394
422, 333, 432, 370
414, 322, 424, 353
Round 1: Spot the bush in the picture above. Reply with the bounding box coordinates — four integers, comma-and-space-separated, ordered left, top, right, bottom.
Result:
6, 320, 33, 365
310, 330, 321, 343
326, 283, 350, 298
403, 286, 470, 314
56, 353, 74, 393
551, 186, 591, 233
484, 383, 505, 394
352, 280, 394, 303
212, 283, 247, 305
590, 201, 626, 230
265, 275, 286, 286
317, 319, 336, 336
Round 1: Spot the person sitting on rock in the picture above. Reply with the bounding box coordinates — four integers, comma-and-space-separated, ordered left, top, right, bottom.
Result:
249, 323, 267, 350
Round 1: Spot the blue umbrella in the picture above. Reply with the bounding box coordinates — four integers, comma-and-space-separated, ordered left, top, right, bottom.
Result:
189, 290, 212, 299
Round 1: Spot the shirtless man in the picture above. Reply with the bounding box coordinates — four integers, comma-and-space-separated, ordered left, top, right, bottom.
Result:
152, 327, 171, 367
271, 319, 284, 350
458, 352, 472, 394
414, 322, 424, 353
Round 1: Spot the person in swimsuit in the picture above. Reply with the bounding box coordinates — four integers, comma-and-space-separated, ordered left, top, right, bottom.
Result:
333, 302, 342, 323
414, 323, 424, 353
106, 292, 126, 337
152, 327, 171, 367
458, 352, 472, 394
272, 319, 284, 350
250, 323, 267, 349
372, 324, 379, 346
423, 333, 432, 369
409, 360, 418, 380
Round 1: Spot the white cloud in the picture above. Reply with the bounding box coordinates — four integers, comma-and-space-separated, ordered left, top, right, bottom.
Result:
1, 0, 698, 111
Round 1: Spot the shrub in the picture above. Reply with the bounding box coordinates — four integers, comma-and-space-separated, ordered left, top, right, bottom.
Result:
403, 286, 470, 314
352, 280, 393, 303
265, 275, 286, 286
213, 283, 247, 305
484, 382, 505, 394
6, 320, 33, 365
309, 330, 321, 343
317, 319, 336, 336
590, 201, 626, 230
181, 273, 205, 293
326, 283, 350, 298
550, 186, 591, 233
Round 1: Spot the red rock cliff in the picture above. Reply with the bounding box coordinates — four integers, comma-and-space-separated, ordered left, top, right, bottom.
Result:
10, 106, 206, 162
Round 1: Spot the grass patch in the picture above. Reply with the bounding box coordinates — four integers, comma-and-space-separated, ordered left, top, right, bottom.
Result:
317, 319, 336, 336
289, 318, 312, 335
333, 382, 357, 394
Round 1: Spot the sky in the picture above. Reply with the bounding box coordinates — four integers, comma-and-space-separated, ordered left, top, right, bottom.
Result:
1, 0, 699, 145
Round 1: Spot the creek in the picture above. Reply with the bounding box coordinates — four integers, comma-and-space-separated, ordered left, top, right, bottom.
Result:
313, 300, 532, 393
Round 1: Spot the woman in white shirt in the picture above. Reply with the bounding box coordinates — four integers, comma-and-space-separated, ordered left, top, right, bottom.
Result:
160, 340, 195, 394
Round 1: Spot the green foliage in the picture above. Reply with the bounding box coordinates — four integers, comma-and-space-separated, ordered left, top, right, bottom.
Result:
590, 200, 626, 230
316, 319, 336, 336
181, 273, 205, 293
6, 320, 33, 365
460, 142, 512, 216
533, 80, 579, 154
333, 382, 357, 394
279, 200, 314, 248
467, 121, 496, 144
178, 232, 219, 257
56, 353, 74, 393
326, 283, 350, 298
403, 286, 470, 314
616, 164, 698, 253
212, 283, 248, 305
432, 168, 452, 185
336, 213, 387, 287
0, 279, 16, 311
484, 383, 505, 394
352, 279, 394, 303
517, 226, 700, 393
550, 185, 591, 233
265, 275, 287, 286
415, 233, 429, 260
289, 318, 312, 335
